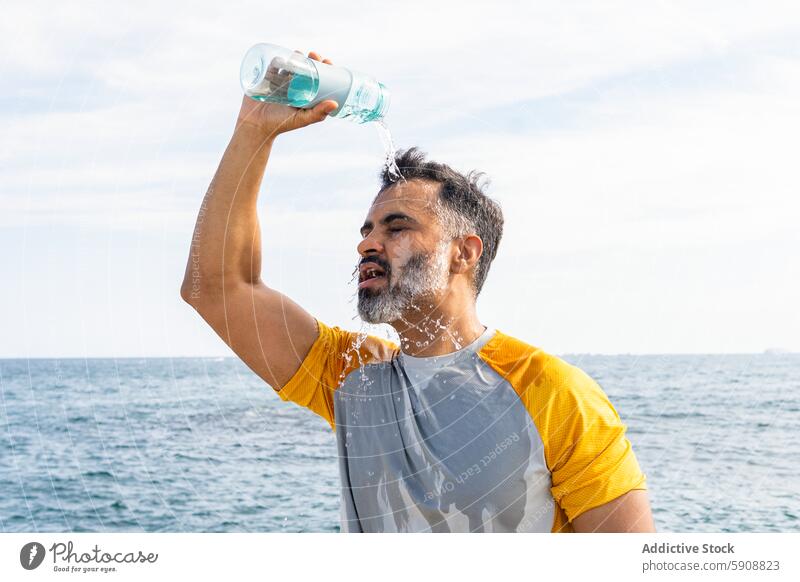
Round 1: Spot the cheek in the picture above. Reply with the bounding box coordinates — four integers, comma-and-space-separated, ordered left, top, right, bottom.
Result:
386, 235, 416, 269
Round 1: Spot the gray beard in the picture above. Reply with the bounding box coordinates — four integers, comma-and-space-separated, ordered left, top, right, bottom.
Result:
357, 243, 449, 324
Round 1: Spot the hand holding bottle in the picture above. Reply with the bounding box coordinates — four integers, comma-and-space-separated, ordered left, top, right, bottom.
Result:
236, 51, 339, 137
239, 43, 390, 129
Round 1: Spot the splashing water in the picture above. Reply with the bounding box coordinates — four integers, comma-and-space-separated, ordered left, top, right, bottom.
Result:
375, 120, 404, 182
398, 311, 465, 353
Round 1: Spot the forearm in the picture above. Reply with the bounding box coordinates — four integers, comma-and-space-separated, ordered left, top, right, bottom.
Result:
182, 123, 274, 301
180, 64, 337, 303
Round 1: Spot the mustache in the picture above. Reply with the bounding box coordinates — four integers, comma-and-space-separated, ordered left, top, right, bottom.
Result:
357, 256, 392, 275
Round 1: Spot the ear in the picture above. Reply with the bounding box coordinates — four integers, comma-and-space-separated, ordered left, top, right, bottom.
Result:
451, 235, 483, 275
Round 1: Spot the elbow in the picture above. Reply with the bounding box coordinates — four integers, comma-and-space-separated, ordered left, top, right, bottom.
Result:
180, 271, 209, 305
181, 273, 226, 307
180, 278, 197, 305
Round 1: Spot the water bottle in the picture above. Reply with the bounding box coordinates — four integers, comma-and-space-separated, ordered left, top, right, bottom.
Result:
240, 43, 390, 123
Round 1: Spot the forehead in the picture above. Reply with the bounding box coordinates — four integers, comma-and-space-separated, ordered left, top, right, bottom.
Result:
367, 179, 441, 220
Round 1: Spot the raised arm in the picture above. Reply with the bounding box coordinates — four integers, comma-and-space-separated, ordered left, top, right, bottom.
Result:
180, 51, 339, 390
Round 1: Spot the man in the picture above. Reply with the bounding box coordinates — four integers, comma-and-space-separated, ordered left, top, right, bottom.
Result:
181, 51, 655, 533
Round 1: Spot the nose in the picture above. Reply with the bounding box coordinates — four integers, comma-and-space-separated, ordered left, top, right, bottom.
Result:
357, 230, 385, 258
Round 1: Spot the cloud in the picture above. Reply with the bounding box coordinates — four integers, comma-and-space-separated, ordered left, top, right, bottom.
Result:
427, 55, 800, 256
2, 1, 800, 354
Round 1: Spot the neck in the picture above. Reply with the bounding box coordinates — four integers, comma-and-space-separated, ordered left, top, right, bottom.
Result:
391, 291, 485, 357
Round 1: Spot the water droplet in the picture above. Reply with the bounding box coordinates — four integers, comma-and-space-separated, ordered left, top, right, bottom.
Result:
375, 121, 404, 181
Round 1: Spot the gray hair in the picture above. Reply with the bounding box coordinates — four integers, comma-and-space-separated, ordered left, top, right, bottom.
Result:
378, 147, 504, 296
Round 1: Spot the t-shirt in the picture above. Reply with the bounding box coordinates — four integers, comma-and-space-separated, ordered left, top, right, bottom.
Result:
276, 320, 647, 532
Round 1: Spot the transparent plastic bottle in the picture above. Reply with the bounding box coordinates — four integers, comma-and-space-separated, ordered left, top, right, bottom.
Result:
240, 43, 390, 123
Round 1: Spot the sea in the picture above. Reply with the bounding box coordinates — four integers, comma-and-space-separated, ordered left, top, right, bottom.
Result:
1, 354, 798, 533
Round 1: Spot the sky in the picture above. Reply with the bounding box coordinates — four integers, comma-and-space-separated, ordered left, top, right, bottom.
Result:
1, 0, 799, 357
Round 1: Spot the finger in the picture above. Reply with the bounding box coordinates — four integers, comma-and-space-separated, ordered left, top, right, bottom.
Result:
313, 100, 338, 118
308, 51, 321, 61
319, 99, 338, 114
322, 58, 333, 65
302, 100, 339, 125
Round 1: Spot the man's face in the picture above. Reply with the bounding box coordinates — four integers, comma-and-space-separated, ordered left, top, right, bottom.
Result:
356, 180, 452, 324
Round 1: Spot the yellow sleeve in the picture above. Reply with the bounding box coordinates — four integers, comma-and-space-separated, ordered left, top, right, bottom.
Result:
537, 360, 648, 525
275, 319, 398, 431
477, 332, 647, 531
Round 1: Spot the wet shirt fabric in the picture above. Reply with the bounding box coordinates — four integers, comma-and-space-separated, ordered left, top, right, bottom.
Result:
276, 320, 647, 532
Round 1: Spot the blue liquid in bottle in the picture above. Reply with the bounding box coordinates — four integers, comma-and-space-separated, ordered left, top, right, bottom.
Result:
286, 73, 318, 107
334, 73, 390, 123
241, 43, 389, 123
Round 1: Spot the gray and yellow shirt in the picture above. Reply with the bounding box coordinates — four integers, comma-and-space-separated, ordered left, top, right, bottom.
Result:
276, 320, 647, 532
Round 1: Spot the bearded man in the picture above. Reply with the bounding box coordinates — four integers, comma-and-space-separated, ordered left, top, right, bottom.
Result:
181, 51, 655, 533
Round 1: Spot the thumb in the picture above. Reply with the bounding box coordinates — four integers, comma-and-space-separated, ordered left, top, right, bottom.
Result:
300, 100, 339, 125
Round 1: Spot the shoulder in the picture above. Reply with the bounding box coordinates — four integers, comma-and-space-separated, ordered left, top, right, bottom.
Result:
315, 320, 399, 372
478, 330, 577, 391
277, 320, 399, 408
478, 330, 610, 416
